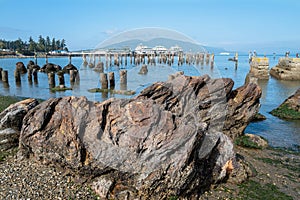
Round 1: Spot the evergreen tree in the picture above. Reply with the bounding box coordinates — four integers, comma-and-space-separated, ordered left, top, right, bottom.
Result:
46, 36, 51, 52
56, 40, 61, 50
37, 35, 46, 52
28, 36, 37, 52
60, 39, 66, 50
51, 38, 56, 51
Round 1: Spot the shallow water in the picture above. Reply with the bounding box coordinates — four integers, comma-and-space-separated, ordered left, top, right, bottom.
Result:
0, 55, 299, 150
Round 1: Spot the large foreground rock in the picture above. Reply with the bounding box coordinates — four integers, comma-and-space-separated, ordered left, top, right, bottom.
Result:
18, 75, 261, 199
271, 88, 300, 119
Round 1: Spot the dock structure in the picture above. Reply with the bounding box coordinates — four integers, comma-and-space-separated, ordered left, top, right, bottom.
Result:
77, 50, 212, 68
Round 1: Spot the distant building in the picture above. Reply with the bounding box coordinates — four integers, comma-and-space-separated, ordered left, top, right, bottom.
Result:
152, 45, 168, 54
169, 45, 183, 54
135, 44, 152, 54
48, 50, 68, 54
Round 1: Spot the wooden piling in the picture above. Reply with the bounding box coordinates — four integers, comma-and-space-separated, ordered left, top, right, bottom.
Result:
33, 69, 38, 83
139, 65, 148, 74
14, 69, 21, 86
0, 68, 2, 80
34, 54, 38, 65
68, 54, 72, 64
70, 70, 76, 83
48, 72, 55, 88
100, 73, 108, 89
96, 62, 104, 73
2, 70, 8, 83
28, 68, 33, 83
108, 72, 115, 89
120, 70, 127, 90
58, 73, 65, 86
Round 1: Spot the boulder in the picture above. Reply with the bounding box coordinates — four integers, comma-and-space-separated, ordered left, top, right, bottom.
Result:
0, 98, 39, 150
0, 128, 18, 150
270, 88, 300, 119
15, 62, 27, 74
270, 58, 300, 80
0, 98, 39, 131
18, 75, 261, 199
244, 134, 268, 149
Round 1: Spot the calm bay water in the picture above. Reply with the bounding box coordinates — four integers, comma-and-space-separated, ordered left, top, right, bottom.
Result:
0, 55, 299, 150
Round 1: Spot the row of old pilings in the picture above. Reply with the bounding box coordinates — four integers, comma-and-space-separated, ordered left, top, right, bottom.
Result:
83, 52, 215, 68
47, 70, 79, 88
99, 70, 127, 90
0, 65, 78, 89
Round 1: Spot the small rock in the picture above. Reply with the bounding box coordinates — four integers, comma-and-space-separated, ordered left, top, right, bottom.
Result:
245, 133, 268, 149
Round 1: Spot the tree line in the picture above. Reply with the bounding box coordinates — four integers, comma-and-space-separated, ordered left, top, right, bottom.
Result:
0, 35, 68, 55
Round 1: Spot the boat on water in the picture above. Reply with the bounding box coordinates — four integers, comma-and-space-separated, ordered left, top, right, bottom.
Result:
219, 52, 230, 56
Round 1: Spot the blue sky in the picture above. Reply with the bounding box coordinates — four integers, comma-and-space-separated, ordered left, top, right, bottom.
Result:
0, 0, 299, 53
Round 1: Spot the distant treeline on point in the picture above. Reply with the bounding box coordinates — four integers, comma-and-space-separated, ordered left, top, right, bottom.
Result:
0, 36, 68, 56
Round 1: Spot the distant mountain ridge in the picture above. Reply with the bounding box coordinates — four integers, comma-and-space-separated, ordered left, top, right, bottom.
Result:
98, 38, 227, 54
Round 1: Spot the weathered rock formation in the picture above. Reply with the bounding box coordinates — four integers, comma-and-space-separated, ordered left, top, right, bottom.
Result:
27, 60, 40, 70
271, 88, 300, 119
40, 63, 62, 73
248, 57, 269, 79
139, 64, 148, 74
63, 63, 78, 73
270, 58, 300, 80
94, 62, 104, 72
0, 99, 38, 150
15, 62, 27, 74
18, 75, 261, 199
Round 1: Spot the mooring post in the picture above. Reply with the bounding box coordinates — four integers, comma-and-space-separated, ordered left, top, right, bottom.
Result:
57, 72, 65, 86
205, 53, 210, 64
96, 62, 104, 73
14, 69, 21, 86
120, 70, 127, 90
108, 72, 115, 89
28, 68, 33, 83
210, 53, 215, 68
69, 70, 76, 83
68, 54, 72, 64
75, 70, 80, 82
33, 69, 38, 83
2, 70, 8, 83
0, 68, 3, 80
139, 65, 148, 74
34, 53, 38, 65
46, 53, 48, 64
100, 73, 108, 89
48, 72, 55, 88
